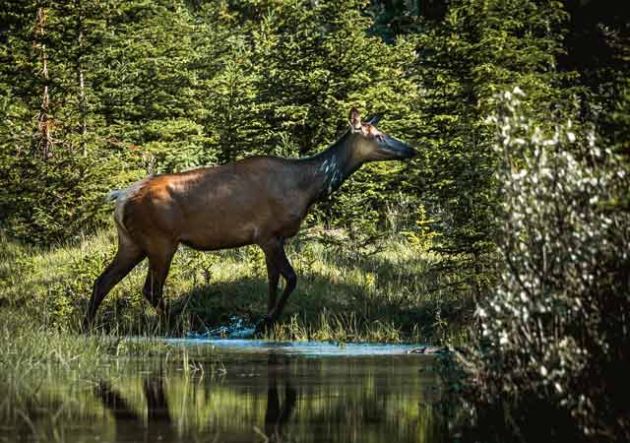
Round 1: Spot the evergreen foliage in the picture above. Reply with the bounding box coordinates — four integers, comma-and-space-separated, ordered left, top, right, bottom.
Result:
0, 0, 420, 243
0, 0, 628, 438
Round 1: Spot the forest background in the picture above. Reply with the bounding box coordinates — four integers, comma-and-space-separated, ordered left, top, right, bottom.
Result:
1, 1, 628, 439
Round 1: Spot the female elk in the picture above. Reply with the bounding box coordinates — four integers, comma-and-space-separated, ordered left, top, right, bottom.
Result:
84, 108, 416, 330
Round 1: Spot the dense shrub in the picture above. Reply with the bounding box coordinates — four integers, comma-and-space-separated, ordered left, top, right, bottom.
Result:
469, 89, 630, 441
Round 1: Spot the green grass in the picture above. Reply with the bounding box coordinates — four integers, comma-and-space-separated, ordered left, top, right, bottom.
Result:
0, 311, 207, 426
0, 226, 474, 343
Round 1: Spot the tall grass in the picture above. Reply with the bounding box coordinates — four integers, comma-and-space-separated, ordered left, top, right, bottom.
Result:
1, 227, 474, 343
0, 311, 214, 425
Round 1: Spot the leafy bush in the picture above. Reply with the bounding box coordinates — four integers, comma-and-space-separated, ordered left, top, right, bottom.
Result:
469, 88, 630, 440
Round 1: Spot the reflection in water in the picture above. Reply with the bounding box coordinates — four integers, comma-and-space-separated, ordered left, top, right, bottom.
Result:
96, 376, 173, 442
264, 355, 297, 442
1, 346, 445, 443
95, 356, 298, 443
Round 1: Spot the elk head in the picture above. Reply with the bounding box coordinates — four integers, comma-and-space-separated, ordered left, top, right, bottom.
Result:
348, 107, 416, 161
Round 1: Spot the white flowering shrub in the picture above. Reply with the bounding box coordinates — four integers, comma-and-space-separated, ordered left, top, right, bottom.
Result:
473, 88, 630, 440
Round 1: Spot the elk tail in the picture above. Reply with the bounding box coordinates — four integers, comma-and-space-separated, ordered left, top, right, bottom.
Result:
107, 178, 149, 233
106, 189, 124, 202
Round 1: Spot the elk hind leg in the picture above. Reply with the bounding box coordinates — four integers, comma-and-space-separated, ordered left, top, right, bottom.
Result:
264, 250, 280, 312
84, 237, 145, 330
142, 244, 177, 316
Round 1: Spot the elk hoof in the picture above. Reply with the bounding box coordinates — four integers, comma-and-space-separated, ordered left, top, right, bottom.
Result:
255, 315, 274, 335
82, 316, 94, 334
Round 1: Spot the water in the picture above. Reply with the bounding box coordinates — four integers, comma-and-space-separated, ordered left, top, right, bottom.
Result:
1, 340, 447, 442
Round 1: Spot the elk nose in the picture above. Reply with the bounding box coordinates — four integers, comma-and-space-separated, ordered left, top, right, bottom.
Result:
383, 135, 416, 159
405, 146, 418, 158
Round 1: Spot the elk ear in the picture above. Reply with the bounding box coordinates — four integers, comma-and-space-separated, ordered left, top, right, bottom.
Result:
365, 114, 382, 126
349, 107, 361, 129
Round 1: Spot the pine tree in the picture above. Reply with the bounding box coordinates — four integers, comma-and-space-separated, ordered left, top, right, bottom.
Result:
241, 0, 420, 231
367, 0, 572, 296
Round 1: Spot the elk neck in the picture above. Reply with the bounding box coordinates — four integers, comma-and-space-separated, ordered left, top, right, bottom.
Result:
299, 130, 365, 203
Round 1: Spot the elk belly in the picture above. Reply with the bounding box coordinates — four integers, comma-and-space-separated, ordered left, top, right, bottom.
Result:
178, 220, 262, 251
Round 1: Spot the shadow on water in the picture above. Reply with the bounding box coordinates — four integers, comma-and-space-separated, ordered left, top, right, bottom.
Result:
1, 343, 449, 442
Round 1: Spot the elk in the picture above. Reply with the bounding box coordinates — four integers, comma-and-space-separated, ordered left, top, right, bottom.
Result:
83, 108, 416, 331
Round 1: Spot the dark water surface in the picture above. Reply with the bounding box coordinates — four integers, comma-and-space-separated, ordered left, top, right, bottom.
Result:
1, 340, 447, 442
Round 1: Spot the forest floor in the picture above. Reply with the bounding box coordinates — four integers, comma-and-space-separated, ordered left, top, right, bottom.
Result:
0, 227, 473, 344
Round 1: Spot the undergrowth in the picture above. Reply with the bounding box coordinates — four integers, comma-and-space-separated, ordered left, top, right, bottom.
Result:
1, 227, 475, 343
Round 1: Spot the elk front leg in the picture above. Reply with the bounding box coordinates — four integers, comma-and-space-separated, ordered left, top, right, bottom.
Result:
264, 250, 280, 312
260, 239, 297, 327
272, 250, 296, 321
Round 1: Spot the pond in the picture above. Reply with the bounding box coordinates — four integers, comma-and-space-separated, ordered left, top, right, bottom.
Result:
1, 339, 449, 442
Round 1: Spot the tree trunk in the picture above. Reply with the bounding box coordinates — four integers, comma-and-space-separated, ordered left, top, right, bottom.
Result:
35, 7, 52, 159
76, 0, 87, 155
